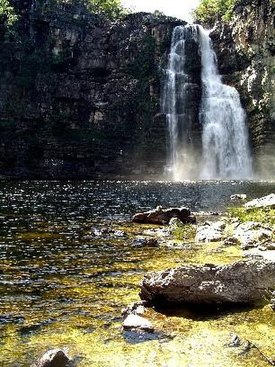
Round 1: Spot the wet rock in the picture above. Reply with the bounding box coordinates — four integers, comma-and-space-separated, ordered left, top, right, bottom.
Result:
234, 222, 273, 249
244, 194, 275, 209
228, 333, 241, 347
123, 314, 154, 332
140, 259, 275, 305
196, 221, 226, 242
113, 230, 126, 238
132, 206, 195, 225
270, 291, 275, 310
230, 194, 247, 201
132, 237, 158, 248
121, 300, 147, 316
32, 349, 72, 367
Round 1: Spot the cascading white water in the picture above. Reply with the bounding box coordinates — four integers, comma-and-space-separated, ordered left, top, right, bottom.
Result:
163, 24, 253, 180
162, 25, 200, 181
199, 26, 253, 179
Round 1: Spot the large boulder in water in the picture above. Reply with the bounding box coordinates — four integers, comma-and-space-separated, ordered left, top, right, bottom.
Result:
132, 206, 195, 225
140, 259, 275, 306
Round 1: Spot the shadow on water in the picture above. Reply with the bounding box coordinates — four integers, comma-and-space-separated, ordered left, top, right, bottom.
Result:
123, 330, 174, 344
153, 302, 266, 321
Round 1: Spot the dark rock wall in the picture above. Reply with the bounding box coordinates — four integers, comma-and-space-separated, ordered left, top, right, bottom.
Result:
211, 0, 275, 177
0, 2, 183, 178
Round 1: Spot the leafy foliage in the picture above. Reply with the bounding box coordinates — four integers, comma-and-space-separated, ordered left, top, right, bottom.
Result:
46, 0, 126, 19
0, 0, 17, 26
193, 0, 236, 26
84, 0, 125, 19
228, 207, 275, 226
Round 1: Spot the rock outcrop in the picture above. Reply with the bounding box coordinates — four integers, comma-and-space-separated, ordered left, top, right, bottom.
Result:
140, 259, 275, 305
132, 206, 195, 225
0, 2, 183, 179
244, 193, 275, 209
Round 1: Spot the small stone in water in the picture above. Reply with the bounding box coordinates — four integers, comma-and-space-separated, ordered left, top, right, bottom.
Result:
123, 314, 154, 332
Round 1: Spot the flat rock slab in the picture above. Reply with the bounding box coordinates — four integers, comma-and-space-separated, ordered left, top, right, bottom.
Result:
245, 193, 275, 209
140, 259, 275, 306
123, 314, 154, 332
132, 206, 195, 225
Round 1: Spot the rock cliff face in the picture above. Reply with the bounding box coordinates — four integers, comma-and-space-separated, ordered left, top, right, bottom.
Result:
0, 1, 183, 178
211, 0, 275, 178
0, 0, 274, 179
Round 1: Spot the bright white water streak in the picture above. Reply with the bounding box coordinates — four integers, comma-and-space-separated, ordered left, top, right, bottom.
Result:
162, 25, 199, 181
199, 26, 253, 179
163, 25, 253, 181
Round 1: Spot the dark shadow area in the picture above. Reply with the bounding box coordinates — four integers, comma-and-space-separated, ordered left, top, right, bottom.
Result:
153, 302, 266, 321
123, 330, 174, 344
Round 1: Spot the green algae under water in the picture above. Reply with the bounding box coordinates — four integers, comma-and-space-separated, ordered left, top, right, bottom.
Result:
0, 181, 275, 366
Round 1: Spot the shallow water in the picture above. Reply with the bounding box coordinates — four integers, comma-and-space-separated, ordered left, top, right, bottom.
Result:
0, 180, 274, 366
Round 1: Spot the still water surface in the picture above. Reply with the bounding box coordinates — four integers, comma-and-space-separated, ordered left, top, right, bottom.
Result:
0, 180, 274, 366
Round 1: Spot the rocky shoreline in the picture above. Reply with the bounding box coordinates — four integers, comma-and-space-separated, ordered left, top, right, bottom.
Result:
32, 193, 275, 367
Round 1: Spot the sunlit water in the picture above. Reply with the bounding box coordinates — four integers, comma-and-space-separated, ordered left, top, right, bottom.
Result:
0, 180, 274, 367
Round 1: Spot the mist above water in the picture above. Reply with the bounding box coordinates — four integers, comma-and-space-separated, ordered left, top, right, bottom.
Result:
163, 24, 253, 181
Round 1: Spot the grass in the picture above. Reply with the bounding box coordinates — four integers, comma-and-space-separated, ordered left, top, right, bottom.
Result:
228, 207, 275, 226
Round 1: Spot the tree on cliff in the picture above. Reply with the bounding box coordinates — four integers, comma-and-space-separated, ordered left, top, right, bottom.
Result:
83, 0, 125, 19
0, 0, 17, 26
193, 0, 235, 27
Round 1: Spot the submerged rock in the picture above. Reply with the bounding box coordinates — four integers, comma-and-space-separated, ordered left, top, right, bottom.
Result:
123, 314, 154, 332
140, 259, 275, 306
244, 194, 275, 209
32, 349, 72, 367
132, 237, 159, 248
132, 206, 195, 225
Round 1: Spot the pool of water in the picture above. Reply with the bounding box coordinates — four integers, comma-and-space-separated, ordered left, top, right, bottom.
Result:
0, 180, 274, 366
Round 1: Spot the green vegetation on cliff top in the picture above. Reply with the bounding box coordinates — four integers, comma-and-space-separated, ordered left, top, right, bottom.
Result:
193, 0, 236, 26
1, 0, 125, 24
0, 0, 17, 25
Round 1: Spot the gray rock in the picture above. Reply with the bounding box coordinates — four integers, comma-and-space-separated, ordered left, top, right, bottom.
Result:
196, 221, 226, 242
121, 300, 147, 316
132, 206, 195, 225
132, 237, 158, 247
234, 221, 273, 249
123, 314, 154, 332
230, 194, 247, 201
244, 194, 275, 209
140, 259, 275, 305
223, 237, 240, 246
32, 349, 72, 367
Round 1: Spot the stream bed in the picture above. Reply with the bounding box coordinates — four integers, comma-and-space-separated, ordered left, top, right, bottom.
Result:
0, 180, 274, 367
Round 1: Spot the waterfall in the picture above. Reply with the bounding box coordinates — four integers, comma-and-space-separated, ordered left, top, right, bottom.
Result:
162, 25, 200, 181
199, 27, 252, 179
163, 24, 253, 180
